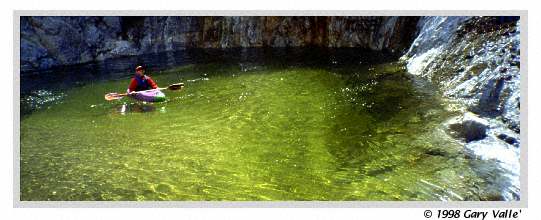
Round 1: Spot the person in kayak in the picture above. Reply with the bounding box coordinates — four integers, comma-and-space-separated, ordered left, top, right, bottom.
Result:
127, 65, 159, 94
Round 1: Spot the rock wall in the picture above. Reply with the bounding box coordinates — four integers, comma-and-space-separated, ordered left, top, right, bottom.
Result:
20, 16, 419, 72
401, 16, 521, 200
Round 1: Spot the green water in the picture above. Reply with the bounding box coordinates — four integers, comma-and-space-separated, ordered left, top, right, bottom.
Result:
21, 62, 495, 201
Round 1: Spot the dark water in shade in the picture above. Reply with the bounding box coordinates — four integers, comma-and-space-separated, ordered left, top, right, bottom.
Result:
20, 48, 506, 201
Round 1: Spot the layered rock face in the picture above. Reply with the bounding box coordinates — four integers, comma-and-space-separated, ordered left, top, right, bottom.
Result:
402, 16, 521, 200
20, 15, 523, 201
20, 16, 419, 72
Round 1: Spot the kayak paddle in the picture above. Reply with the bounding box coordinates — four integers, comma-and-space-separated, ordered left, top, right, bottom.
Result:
104, 83, 184, 101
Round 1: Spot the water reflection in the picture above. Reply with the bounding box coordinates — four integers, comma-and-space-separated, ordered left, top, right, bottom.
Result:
21, 47, 398, 116
114, 103, 157, 115
21, 47, 398, 93
20, 60, 508, 201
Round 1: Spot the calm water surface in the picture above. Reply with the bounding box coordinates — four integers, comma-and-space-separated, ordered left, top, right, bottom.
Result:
20, 49, 503, 201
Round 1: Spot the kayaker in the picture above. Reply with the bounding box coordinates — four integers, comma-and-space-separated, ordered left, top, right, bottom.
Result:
127, 66, 159, 94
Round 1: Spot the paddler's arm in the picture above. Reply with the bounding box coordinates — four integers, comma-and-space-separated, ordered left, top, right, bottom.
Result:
127, 78, 138, 95
147, 76, 158, 89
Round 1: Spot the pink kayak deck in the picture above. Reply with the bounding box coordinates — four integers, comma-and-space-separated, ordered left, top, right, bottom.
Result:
130, 89, 166, 102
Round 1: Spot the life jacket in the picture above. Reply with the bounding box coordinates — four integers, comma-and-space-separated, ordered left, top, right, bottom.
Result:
134, 75, 151, 91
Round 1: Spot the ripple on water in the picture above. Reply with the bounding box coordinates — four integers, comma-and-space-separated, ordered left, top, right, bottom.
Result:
21, 90, 66, 115
20, 62, 512, 201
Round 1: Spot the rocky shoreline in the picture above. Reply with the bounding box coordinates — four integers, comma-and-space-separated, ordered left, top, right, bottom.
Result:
20, 15, 523, 200
21, 16, 419, 72
401, 16, 521, 200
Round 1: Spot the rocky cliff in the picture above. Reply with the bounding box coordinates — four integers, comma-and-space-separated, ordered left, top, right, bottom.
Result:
401, 16, 521, 200
20, 16, 419, 72
19, 15, 523, 200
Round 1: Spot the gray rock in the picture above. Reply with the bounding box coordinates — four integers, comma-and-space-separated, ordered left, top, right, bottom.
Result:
109, 40, 139, 56
404, 17, 521, 201
20, 38, 47, 63
497, 133, 518, 146
38, 58, 57, 70
103, 16, 121, 30
475, 76, 506, 116
404, 16, 520, 138
84, 25, 102, 46
20, 16, 420, 72
447, 112, 489, 142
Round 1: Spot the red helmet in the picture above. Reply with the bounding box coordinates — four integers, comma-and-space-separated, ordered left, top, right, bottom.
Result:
135, 66, 144, 71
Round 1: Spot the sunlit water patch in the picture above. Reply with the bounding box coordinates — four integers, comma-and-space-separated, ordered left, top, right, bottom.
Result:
20, 51, 509, 201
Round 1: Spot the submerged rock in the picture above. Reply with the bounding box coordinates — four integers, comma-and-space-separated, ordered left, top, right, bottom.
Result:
403, 16, 521, 201
447, 112, 489, 143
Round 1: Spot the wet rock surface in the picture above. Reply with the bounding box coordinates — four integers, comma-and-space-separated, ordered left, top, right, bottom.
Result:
403, 17, 520, 133
20, 16, 419, 72
403, 16, 521, 200
447, 113, 489, 143
19, 15, 522, 201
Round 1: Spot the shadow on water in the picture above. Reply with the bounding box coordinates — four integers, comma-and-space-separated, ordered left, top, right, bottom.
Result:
319, 60, 473, 200
21, 47, 399, 91
21, 47, 398, 116
342, 64, 422, 121
323, 63, 430, 168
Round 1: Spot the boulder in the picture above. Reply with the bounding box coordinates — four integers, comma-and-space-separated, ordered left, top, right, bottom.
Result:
475, 77, 505, 116
497, 133, 518, 146
447, 112, 489, 142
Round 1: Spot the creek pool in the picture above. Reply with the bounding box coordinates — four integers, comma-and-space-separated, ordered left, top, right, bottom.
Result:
20, 49, 504, 201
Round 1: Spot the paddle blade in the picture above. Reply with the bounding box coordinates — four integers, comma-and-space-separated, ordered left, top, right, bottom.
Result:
104, 93, 125, 101
167, 83, 185, 90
